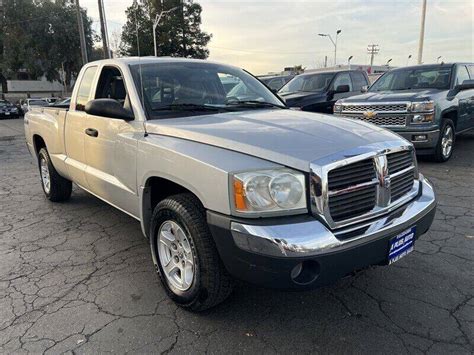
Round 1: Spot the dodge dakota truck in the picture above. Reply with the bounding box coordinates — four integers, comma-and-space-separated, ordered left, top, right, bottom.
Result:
25, 58, 436, 311
334, 63, 474, 162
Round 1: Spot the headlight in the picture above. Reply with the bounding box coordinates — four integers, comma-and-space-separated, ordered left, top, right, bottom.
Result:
410, 101, 434, 112
231, 168, 306, 215
333, 101, 343, 113
411, 113, 434, 124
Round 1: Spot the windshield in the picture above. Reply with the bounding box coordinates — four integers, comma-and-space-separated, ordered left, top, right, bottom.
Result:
370, 66, 453, 91
29, 100, 48, 106
130, 62, 284, 119
279, 73, 334, 94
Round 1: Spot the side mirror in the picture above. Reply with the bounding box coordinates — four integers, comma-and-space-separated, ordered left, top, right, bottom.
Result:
361, 85, 369, 93
455, 80, 474, 92
85, 99, 134, 121
335, 84, 350, 93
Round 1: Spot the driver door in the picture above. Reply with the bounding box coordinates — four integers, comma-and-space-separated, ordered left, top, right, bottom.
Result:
83, 65, 140, 217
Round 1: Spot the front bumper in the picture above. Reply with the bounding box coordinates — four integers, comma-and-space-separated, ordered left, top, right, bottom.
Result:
208, 176, 436, 289
0, 112, 19, 118
394, 129, 440, 152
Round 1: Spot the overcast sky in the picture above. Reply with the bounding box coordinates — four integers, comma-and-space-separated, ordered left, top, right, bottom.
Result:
82, 0, 473, 74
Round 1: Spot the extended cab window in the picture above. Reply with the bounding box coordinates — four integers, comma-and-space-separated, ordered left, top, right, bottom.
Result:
76, 66, 98, 111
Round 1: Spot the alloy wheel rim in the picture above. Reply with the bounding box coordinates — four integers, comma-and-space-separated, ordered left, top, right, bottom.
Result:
40, 158, 51, 194
441, 126, 453, 159
157, 220, 195, 291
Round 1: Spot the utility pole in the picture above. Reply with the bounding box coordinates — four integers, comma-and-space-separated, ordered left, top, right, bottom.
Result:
417, 0, 427, 64
75, 0, 88, 65
98, 0, 110, 59
367, 44, 379, 67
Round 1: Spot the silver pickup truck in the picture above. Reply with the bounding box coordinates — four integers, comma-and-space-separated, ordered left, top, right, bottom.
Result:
25, 58, 437, 311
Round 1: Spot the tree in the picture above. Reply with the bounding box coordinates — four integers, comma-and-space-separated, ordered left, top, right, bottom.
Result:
120, 0, 211, 59
0, 0, 96, 88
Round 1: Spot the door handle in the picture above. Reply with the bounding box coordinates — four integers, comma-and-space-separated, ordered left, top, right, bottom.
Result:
85, 128, 99, 137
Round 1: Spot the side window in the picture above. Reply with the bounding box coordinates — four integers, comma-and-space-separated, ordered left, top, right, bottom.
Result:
75, 66, 97, 111
455, 65, 470, 86
350, 72, 368, 91
332, 73, 353, 91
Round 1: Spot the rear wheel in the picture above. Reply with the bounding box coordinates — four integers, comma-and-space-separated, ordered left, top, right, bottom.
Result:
38, 148, 72, 202
150, 193, 233, 311
433, 119, 455, 162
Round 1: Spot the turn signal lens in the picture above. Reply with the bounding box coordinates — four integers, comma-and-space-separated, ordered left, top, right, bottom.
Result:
233, 179, 247, 211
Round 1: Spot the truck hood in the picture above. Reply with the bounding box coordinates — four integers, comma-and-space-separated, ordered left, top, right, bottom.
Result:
341, 89, 443, 103
278, 91, 326, 107
145, 109, 406, 172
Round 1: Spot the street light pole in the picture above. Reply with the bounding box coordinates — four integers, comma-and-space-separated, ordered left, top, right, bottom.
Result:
347, 55, 353, 69
417, 0, 427, 64
437, 56, 442, 63
407, 54, 412, 66
318, 29, 341, 67
153, 7, 178, 57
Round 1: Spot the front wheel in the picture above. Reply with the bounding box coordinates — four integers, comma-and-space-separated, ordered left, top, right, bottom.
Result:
433, 119, 455, 162
150, 193, 233, 311
38, 148, 72, 202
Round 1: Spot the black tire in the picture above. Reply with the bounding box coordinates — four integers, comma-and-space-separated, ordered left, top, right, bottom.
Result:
150, 193, 233, 311
38, 148, 72, 202
432, 119, 455, 162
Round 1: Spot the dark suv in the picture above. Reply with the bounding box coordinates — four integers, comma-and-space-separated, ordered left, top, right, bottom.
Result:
334, 63, 474, 162
278, 69, 369, 113
0, 100, 20, 119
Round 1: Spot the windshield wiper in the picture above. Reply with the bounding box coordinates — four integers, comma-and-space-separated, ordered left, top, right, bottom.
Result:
225, 100, 286, 109
152, 103, 223, 112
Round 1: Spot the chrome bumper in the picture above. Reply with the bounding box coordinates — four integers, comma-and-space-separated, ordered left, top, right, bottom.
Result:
231, 174, 436, 257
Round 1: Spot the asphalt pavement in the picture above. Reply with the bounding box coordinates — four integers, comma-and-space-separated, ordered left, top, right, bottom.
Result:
0, 117, 473, 354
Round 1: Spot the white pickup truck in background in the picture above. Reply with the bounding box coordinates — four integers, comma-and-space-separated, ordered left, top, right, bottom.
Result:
24, 58, 437, 311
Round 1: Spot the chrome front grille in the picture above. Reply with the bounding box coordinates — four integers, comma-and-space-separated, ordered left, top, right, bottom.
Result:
387, 150, 413, 174
343, 114, 407, 127
310, 145, 419, 230
327, 159, 376, 222
341, 103, 408, 113
328, 159, 375, 190
388, 151, 416, 201
339, 101, 410, 127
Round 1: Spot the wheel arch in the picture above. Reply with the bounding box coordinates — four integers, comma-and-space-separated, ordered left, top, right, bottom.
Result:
441, 108, 458, 130
32, 134, 47, 157
140, 175, 206, 239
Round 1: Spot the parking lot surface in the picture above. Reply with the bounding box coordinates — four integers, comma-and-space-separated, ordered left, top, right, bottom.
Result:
0, 118, 473, 354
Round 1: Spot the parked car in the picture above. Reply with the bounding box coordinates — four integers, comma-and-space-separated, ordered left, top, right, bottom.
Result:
42, 97, 61, 105
25, 58, 436, 311
21, 98, 48, 113
0, 100, 20, 119
51, 97, 71, 107
334, 63, 474, 162
278, 69, 369, 113
259, 74, 295, 91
